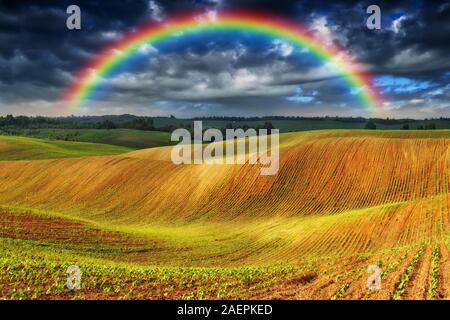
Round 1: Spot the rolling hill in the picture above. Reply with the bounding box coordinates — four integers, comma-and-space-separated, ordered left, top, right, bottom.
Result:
0, 135, 131, 161
0, 130, 449, 299
0, 129, 173, 149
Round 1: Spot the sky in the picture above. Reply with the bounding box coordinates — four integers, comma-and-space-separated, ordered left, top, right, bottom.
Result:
0, 0, 449, 118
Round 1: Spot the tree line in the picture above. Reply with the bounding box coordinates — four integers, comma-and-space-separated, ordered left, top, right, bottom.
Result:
365, 120, 437, 130
0, 114, 445, 132
0, 114, 276, 133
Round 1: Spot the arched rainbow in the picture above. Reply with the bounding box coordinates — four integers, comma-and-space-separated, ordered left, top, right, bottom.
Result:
62, 10, 382, 113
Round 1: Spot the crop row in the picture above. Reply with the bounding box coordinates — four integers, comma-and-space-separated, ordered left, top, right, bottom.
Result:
427, 243, 439, 299
393, 244, 426, 300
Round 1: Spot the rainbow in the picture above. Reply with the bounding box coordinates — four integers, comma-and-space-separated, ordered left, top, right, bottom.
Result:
61, 10, 382, 113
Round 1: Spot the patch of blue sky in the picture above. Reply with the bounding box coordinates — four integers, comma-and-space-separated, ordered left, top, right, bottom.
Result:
286, 87, 316, 103
286, 95, 315, 103
374, 75, 435, 93
388, 12, 405, 20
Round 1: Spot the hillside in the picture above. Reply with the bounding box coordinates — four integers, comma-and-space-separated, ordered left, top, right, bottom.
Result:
0, 129, 172, 149
0, 130, 449, 299
0, 135, 131, 161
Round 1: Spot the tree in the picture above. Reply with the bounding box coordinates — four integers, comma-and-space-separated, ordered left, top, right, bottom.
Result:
402, 123, 409, 130
263, 121, 275, 130
97, 120, 116, 129
417, 125, 424, 130
5, 114, 14, 126
127, 118, 154, 130
365, 120, 376, 130
425, 123, 436, 130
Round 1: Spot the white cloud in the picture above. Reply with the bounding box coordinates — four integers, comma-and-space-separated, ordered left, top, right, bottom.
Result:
426, 88, 444, 96
138, 43, 158, 55
101, 31, 120, 40
390, 15, 406, 34
148, 1, 164, 21
232, 68, 262, 88
310, 17, 331, 39
276, 62, 340, 84
271, 40, 294, 57
195, 10, 218, 23
308, 15, 348, 48
387, 48, 435, 71
410, 99, 424, 104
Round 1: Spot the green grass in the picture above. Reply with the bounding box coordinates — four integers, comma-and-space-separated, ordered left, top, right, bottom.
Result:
330, 283, 351, 300
0, 129, 173, 149
0, 135, 131, 161
0, 237, 307, 300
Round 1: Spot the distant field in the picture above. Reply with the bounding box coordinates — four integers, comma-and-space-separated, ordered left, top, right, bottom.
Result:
0, 130, 449, 299
3, 118, 450, 151
0, 129, 173, 149
0, 135, 131, 161
152, 117, 450, 131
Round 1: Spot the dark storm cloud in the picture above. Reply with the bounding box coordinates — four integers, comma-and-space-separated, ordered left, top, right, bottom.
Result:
0, 0, 449, 117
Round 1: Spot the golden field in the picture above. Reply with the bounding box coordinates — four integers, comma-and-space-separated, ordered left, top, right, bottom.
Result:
0, 130, 449, 299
